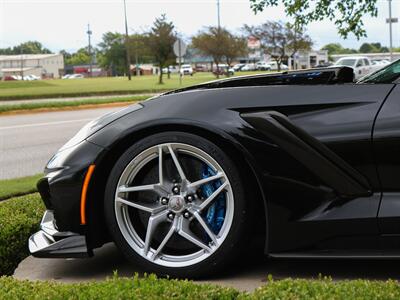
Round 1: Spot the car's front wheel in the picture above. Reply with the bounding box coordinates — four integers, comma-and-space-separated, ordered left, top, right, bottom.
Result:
104, 132, 253, 278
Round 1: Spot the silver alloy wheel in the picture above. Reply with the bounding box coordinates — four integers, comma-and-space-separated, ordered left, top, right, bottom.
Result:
114, 142, 234, 268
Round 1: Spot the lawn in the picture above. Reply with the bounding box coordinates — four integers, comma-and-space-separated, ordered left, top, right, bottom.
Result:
0, 95, 149, 114
0, 72, 265, 100
0, 174, 42, 200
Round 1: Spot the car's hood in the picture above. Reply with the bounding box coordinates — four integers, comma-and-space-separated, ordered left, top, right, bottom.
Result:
164, 66, 354, 95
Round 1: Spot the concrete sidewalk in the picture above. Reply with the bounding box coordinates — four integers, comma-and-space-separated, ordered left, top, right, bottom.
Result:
14, 243, 400, 291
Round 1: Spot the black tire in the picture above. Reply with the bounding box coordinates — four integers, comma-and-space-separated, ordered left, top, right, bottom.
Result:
104, 131, 253, 278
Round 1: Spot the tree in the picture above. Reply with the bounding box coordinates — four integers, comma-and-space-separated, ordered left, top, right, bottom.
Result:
249, 0, 378, 39
192, 27, 225, 78
321, 43, 357, 55
98, 32, 127, 76
64, 48, 92, 65
192, 27, 246, 78
147, 15, 176, 84
0, 41, 51, 55
243, 21, 312, 71
220, 31, 248, 76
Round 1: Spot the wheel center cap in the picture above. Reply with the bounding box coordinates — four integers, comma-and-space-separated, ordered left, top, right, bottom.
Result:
168, 195, 185, 213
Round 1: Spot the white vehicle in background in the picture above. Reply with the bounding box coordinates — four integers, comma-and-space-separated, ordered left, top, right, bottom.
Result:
256, 61, 271, 71
66, 74, 84, 79
180, 64, 193, 76
24, 74, 40, 81
333, 56, 381, 80
241, 63, 257, 71
268, 61, 289, 71
232, 63, 245, 71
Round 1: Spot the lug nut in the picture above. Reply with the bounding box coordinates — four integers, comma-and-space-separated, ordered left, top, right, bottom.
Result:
172, 186, 180, 194
183, 211, 191, 219
167, 212, 175, 220
186, 195, 194, 202
161, 197, 169, 205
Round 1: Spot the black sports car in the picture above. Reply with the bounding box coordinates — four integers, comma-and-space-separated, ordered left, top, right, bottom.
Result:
30, 61, 400, 277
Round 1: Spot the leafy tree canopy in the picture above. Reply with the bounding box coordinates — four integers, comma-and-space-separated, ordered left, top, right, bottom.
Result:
0, 41, 51, 55
147, 14, 176, 84
249, 0, 378, 39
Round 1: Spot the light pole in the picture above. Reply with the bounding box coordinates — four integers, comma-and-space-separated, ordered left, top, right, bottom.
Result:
389, 0, 393, 61
217, 0, 221, 29
87, 24, 93, 77
123, 0, 132, 80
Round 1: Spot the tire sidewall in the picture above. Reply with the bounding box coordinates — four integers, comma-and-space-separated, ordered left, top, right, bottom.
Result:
104, 131, 249, 278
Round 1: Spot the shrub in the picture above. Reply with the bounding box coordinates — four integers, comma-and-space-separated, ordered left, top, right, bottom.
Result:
0, 193, 44, 275
0, 274, 239, 300
245, 277, 400, 300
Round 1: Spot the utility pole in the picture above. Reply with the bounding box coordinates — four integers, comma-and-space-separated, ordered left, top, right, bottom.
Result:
386, 0, 398, 62
87, 24, 93, 77
389, 0, 393, 61
20, 46, 24, 80
123, 0, 132, 80
217, 0, 221, 30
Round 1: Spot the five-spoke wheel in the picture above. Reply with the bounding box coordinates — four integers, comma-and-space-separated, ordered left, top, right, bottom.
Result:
105, 132, 251, 277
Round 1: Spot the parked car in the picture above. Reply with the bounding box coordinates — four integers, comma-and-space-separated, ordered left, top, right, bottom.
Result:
24, 74, 40, 81
30, 61, 400, 278
268, 61, 289, 71
66, 74, 84, 79
232, 63, 245, 71
162, 66, 179, 74
213, 65, 234, 76
256, 61, 271, 71
333, 56, 380, 80
241, 63, 257, 71
180, 64, 193, 76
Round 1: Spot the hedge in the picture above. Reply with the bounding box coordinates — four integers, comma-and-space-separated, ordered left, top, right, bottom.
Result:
2, 275, 400, 300
0, 193, 44, 275
0, 274, 239, 300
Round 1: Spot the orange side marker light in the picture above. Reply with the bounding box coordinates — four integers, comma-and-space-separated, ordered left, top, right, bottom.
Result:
80, 164, 96, 225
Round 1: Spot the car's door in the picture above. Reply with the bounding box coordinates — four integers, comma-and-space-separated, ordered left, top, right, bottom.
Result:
373, 84, 400, 237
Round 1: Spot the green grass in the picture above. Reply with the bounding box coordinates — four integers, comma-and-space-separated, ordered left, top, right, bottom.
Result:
0, 274, 239, 299
2, 275, 400, 299
0, 174, 42, 200
0, 193, 44, 275
0, 95, 150, 114
2, 191, 400, 298
0, 72, 265, 100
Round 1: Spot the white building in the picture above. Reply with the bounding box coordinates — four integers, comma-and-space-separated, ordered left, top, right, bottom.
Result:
0, 54, 64, 79
288, 50, 329, 69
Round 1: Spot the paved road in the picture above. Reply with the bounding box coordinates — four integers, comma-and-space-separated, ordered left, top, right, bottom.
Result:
14, 243, 400, 291
0, 107, 121, 179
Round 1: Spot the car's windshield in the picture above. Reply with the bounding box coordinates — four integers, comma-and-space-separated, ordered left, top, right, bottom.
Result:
358, 59, 400, 83
335, 59, 356, 67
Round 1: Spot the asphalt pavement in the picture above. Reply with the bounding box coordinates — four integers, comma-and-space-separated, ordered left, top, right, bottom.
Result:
0, 107, 121, 179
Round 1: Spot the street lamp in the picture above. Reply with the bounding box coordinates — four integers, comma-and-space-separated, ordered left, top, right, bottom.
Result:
123, 0, 132, 80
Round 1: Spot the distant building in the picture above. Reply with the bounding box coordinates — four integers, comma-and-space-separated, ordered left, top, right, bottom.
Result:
288, 50, 329, 69
0, 54, 64, 79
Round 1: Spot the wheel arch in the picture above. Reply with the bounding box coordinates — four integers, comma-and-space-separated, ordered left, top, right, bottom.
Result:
85, 123, 269, 252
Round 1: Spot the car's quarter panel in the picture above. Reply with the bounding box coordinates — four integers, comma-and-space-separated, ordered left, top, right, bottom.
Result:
373, 85, 400, 234
88, 84, 393, 253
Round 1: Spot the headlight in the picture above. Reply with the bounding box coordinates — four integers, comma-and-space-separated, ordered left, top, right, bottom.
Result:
59, 103, 143, 152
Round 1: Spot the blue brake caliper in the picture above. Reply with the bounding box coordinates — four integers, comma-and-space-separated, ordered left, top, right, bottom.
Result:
200, 164, 226, 235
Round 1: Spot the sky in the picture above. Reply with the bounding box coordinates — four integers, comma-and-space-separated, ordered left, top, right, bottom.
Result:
0, 0, 399, 53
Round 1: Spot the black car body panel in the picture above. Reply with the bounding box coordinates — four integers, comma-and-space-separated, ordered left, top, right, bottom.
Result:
34, 66, 400, 258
